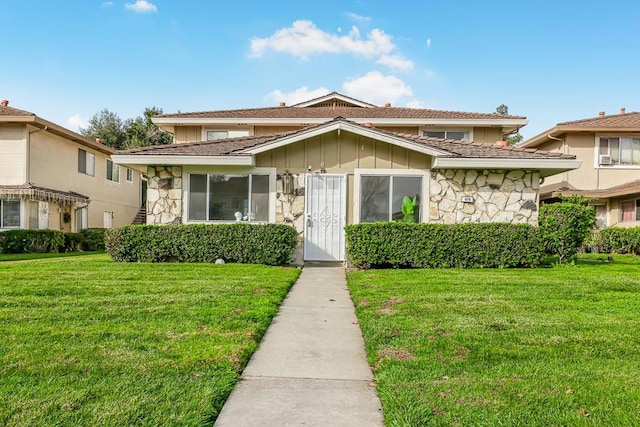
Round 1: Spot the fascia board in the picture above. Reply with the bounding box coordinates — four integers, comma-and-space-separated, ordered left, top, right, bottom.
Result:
111, 155, 254, 166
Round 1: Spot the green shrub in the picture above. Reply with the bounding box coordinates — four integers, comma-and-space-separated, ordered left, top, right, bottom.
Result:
0, 230, 65, 254
345, 222, 546, 269
600, 227, 640, 254
539, 202, 595, 264
105, 223, 298, 265
81, 228, 107, 251
63, 232, 85, 252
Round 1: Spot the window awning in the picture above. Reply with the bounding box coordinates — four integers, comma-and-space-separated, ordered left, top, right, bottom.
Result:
0, 184, 90, 206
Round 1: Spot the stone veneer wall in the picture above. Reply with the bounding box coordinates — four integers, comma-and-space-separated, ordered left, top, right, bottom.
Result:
275, 174, 306, 263
147, 166, 183, 225
430, 169, 540, 226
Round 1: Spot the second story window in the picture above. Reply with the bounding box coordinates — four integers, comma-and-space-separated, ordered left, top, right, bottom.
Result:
598, 137, 640, 166
107, 159, 120, 182
126, 168, 133, 182
422, 130, 470, 140
205, 130, 250, 140
78, 149, 95, 176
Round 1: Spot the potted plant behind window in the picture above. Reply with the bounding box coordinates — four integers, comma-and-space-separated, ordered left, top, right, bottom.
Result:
401, 196, 418, 223
63, 212, 72, 223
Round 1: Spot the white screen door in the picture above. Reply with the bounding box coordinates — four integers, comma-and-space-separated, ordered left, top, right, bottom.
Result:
304, 174, 347, 261
103, 211, 113, 229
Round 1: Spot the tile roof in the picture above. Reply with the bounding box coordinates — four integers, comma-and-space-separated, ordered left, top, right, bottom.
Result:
0, 105, 35, 116
541, 179, 640, 199
558, 111, 640, 128
121, 118, 573, 161
156, 106, 524, 120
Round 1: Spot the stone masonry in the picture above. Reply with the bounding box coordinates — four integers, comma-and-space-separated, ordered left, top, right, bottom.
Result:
147, 166, 183, 225
430, 169, 540, 226
275, 173, 306, 263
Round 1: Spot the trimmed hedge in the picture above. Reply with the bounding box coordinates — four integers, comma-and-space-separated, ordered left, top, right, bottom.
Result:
345, 222, 546, 269
81, 228, 107, 251
105, 223, 298, 265
600, 227, 640, 254
0, 229, 65, 254
63, 232, 85, 252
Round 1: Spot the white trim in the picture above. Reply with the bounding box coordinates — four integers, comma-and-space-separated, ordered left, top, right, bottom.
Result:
153, 117, 528, 127
353, 168, 430, 225
432, 158, 582, 177
111, 154, 254, 166
242, 121, 451, 157
182, 167, 276, 224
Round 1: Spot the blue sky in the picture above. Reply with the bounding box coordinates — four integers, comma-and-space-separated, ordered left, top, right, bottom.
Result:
1, 0, 639, 140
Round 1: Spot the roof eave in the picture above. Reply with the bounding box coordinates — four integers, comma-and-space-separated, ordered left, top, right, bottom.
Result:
432, 158, 582, 178
152, 117, 529, 127
111, 154, 254, 167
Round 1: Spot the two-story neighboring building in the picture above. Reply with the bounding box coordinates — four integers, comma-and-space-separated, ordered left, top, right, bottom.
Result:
113, 92, 580, 263
0, 100, 142, 232
520, 109, 640, 228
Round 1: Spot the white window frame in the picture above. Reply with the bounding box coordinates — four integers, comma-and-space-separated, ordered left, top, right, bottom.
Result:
203, 129, 251, 141
106, 159, 120, 183
78, 149, 95, 176
76, 207, 88, 231
595, 134, 640, 169
126, 168, 134, 182
0, 199, 21, 229
184, 167, 276, 223
353, 169, 430, 224
420, 128, 473, 141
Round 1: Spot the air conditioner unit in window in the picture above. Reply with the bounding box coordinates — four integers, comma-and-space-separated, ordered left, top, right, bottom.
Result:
599, 155, 612, 165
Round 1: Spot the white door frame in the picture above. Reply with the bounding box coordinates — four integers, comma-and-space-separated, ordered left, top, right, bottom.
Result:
303, 173, 347, 261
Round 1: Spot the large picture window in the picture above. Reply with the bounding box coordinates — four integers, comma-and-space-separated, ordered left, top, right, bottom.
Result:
359, 175, 422, 223
599, 137, 640, 166
188, 174, 270, 222
1, 199, 20, 229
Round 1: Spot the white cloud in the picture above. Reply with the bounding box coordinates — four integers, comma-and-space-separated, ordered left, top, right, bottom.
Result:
125, 0, 157, 13
265, 86, 330, 105
67, 114, 89, 131
376, 54, 414, 71
342, 71, 412, 105
405, 99, 428, 109
249, 20, 394, 60
101, 1, 114, 7
426, 38, 432, 48
345, 12, 371, 23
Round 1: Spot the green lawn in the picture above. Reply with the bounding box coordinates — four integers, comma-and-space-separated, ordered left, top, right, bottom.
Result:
347, 256, 640, 426
0, 254, 300, 426
0, 251, 102, 262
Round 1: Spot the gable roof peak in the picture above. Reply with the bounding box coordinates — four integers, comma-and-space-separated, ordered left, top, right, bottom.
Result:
291, 91, 378, 108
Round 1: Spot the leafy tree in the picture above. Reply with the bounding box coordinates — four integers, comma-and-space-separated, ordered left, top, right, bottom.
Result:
125, 107, 173, 148
539, 198, 595, 264
80, 108, 127, 149
80, 107, 172, 150
495, 104, 523, 146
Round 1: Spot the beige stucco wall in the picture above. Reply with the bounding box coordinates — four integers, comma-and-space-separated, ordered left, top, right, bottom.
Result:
543, 132, 640, 189
0, 124, 28, 184
28, 127, 141, 229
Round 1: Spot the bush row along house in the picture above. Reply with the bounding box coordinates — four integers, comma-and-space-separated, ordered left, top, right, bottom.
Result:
520, 108, 640, 228
0, 100, 143, 232
112, 92, 580, 263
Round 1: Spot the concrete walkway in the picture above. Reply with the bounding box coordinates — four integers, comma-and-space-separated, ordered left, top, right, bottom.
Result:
214, 267, 384, 426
